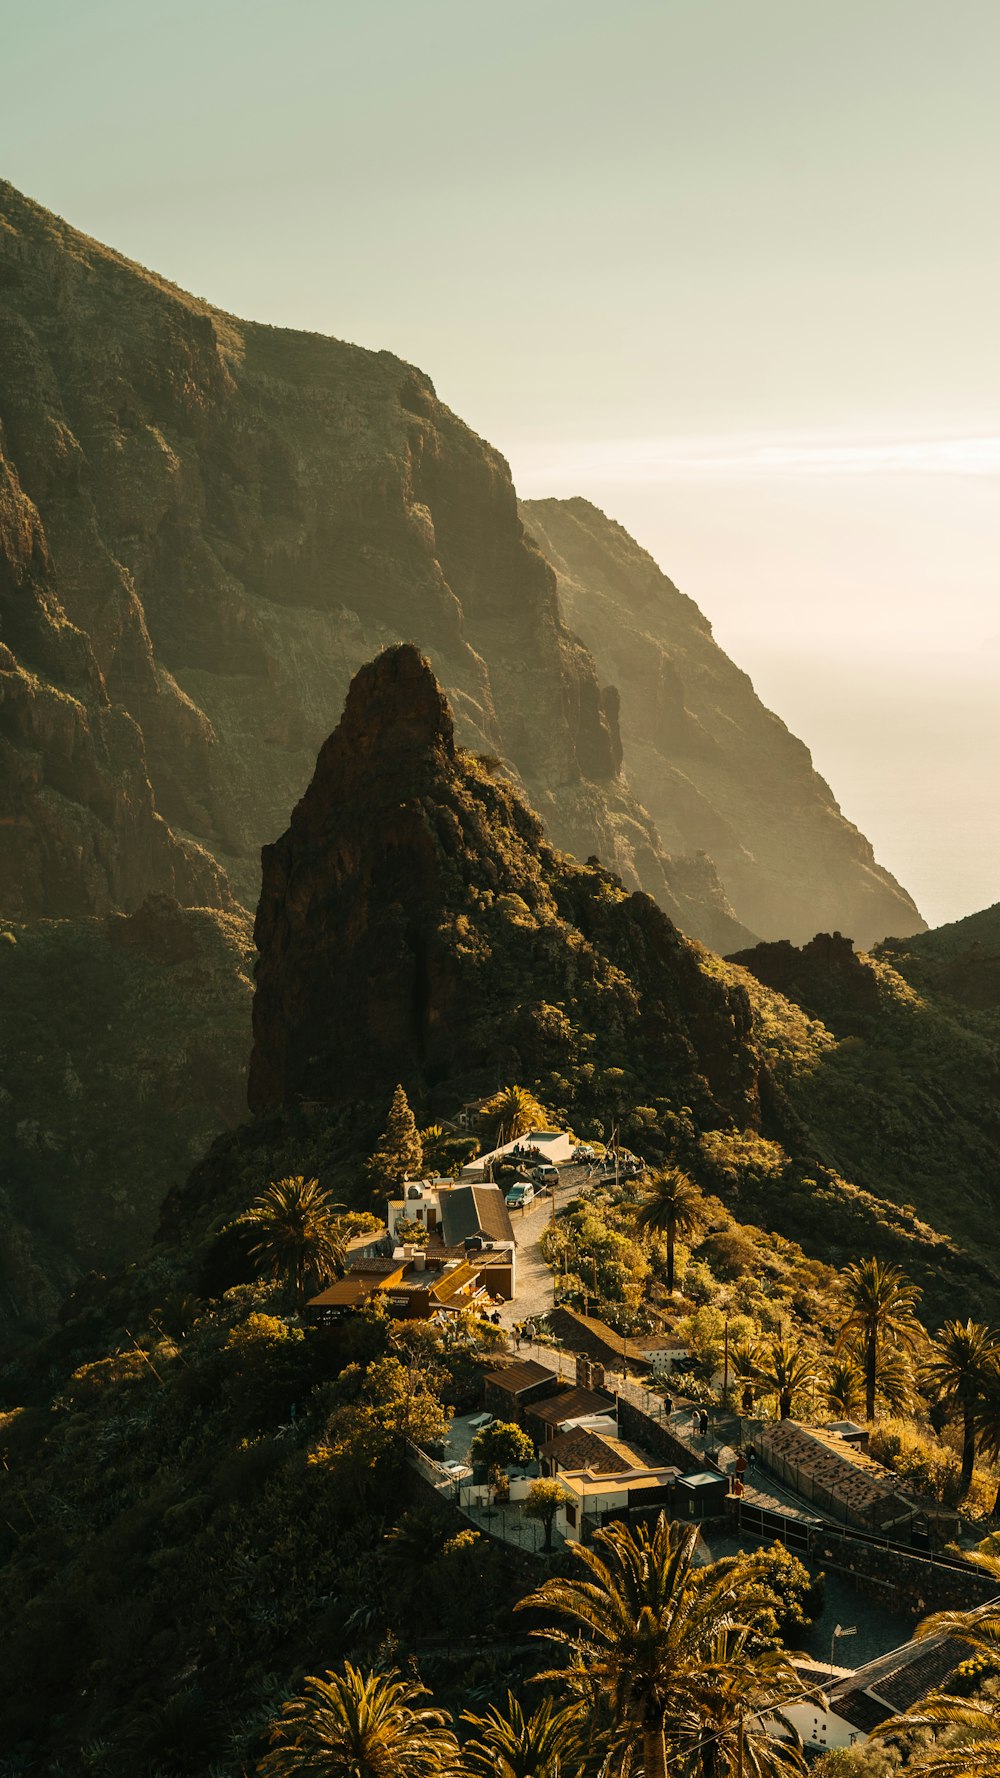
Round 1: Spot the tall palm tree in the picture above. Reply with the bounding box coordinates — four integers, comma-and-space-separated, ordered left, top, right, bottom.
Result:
634, 1168, 700, 1294
419, 1124, 451, 1174
515, 1514, 783, 1778
753, 1338, 819, 1421
482, 1084, 549, 1148
256, 1662, 458, 1777
461, 1692, 583, 1778
926, 1319, 999, 1498
236, 1175, 346, 1310
838, 1258, 921, 1422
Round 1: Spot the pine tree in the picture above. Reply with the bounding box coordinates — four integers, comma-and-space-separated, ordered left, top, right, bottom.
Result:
367, 1084, 424, 1201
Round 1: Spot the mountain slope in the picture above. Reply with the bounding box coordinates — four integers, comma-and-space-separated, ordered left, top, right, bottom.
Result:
0, 178, 747, 950
728, 923, 1000, 1288
0, 648, 993, 1773
231, 645, 990, 1326
0, 897, 253, 1334
520, 496, 923, 948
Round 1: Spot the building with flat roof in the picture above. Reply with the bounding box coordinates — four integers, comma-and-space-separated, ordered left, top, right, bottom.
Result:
554, 1461, 681, 1543
385, 1179, 516, 1296
463, 1128, 575, 1178
673, 1471, 729, 1521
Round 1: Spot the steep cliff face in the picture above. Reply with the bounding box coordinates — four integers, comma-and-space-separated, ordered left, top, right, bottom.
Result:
0, 434, 225, 915
248, 643, 760, 1123
0, 179, 748, 948
520, 497, 924, 949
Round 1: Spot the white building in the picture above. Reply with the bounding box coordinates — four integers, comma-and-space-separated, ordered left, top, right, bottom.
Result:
553, 1461, 681, 1543
462, 1128, 576, 1179
785, 1631, 968, 1753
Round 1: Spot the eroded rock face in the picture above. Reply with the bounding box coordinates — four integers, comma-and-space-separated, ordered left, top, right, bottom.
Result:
248, 644, 762, 1125
520, 496, 925, 949
0, 179, 746, 947
0, 443, 225, 916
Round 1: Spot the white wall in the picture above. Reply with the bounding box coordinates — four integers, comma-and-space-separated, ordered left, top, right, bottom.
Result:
784, 1702, 865, 1753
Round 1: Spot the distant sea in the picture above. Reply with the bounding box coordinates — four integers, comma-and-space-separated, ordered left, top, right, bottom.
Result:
740, 648, 1000, 934
523, 467, 1000, 938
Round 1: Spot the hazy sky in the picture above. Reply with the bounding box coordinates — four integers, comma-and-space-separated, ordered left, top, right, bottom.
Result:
5, 0, 999, 926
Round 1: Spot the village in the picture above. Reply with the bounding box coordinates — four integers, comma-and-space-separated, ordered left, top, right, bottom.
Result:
303, 1123, 1000, 1761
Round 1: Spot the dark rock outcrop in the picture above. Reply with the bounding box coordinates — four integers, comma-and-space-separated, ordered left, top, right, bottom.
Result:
520, 496, 924, 949
727, 931, 883, 1033
248, 644, 761, 1126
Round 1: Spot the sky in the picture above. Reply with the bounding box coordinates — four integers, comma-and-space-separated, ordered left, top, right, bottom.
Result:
4, 0, 999, 926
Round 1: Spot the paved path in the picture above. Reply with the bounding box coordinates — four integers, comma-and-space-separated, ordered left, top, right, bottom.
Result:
498, 1159, 605, 1324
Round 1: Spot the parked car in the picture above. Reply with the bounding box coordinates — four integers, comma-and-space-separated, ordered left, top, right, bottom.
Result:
505, 1181, 536, 1208
574, 1144, 596, 1164
532, 1163, 559, 1186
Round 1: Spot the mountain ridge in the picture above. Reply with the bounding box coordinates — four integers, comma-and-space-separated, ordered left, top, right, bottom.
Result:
520, 495, 924, 948
0, 176, 750, 951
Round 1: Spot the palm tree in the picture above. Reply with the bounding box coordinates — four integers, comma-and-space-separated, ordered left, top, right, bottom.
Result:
236, 1175, 346, 1310
420, 1124, 451, 1174
824, 1355, 864, 1421
838, 1258, 921, 1422
753, 1338, 819, 1421
876, 1689, 1000, 1775
461, 1692, 583, 1778
515, 1513, 784, 1778
634, 1168, 700, 1294
689, 1628, 808, 1776
480, 1084, 550, 1148
257, 1662, 458, 1777
973, 1357, 1000, 1514
873, 1575, 1000, 1773
926, 1319, 999, 1499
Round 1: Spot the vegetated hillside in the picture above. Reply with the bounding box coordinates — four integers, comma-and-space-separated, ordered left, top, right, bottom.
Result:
0, 897, 253, 1335
727, 924, 1000, 1290
0, 648, 991, 1777
520, 496, 923, 949
0, 177, 750, 951
222, 644, 990, 1325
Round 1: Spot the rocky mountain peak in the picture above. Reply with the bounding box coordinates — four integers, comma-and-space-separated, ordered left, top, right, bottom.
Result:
248, 649, 761, 1128
314, 641, 456, 791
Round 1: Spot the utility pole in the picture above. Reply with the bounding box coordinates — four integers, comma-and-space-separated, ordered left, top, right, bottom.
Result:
723, 1316, 730, 1401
